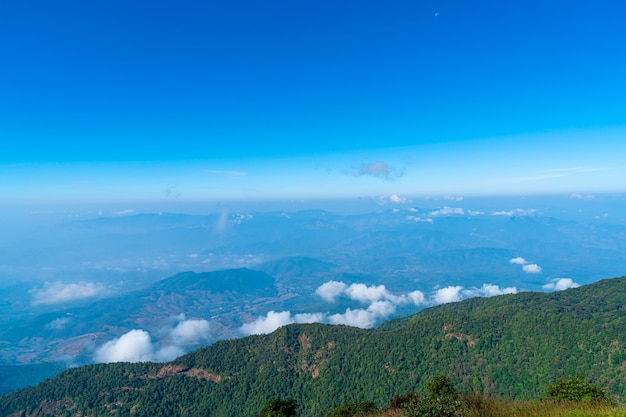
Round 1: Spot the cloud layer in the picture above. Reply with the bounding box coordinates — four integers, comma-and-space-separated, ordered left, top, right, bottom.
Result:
241, 281, 518, 336
30, 281, 105, 305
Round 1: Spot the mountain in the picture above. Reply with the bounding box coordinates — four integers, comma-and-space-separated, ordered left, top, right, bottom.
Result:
1, 276, 624, 416
0, 268, 282, 392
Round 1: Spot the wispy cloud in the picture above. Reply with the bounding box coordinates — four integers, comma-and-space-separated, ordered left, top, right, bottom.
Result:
491, 208, 537, 216
206, 170, 248, 179
389, 194, 410, 204
429, 206, 464, 217
406, 216, 433, 223
113, 209, 136, 216
357, 161, 403, 181
571, 193, 596, 200
166, 185, 182, 199
45, 317, 72, 330
30, 281, 105, 305
543, 167, 607, 174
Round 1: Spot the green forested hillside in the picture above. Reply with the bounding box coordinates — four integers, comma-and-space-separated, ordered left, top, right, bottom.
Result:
1, 276, 625, 417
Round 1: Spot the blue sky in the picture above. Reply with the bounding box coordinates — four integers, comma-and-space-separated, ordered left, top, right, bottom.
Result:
1, 0, 625, 206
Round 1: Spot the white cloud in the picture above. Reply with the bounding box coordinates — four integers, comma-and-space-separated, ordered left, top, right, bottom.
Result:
94, 330, 155, 363
206, 169, 248, 179
389, 194, 411, 204
30, 281, 105, 305
293, 312, 326, 323
359, 162, 390, 178
328, 308, 376, 328
315, 281, 347, 302
474, 284, 518, 297
571, 193, 596, 200
432, 286, 463, 304
543, 278, 580, 291
153, 345, 185, 362
239, 311, 327, 336
328, 300, 397, 328
491, 209, 537, 216
241, 279, 520, 334
406, 290, 426, 305
113, 209, 136, 216
522, 264, 542, 274
358, 161, 403, 181
240, 311, 293, 335
406, 216, 433, 223
509, 257, 528, 265
317, 281, 427, 308
46, 317, 72, 330
443, 196, 463, 201
429, 207, 465, 217
344, 283, 392, 303
467, 210, 484, 216
171, 319, 211, 344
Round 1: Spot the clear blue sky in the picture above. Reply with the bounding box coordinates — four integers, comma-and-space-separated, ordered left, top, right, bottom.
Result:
1, 0, 625, 205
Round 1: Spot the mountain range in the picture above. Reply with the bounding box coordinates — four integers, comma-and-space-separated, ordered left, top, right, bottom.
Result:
1, 275, 624, 416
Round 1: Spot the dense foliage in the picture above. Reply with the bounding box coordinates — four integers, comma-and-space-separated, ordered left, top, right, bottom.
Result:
260, 397, 299, 417
1, 276, 625, 416
547, 374, 608, 402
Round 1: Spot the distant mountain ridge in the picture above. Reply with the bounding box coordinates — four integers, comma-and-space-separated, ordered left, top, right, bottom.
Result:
2, 275, 625, 416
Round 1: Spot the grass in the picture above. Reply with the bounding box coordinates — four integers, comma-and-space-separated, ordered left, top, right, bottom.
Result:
462, 395, 625, 417
361, 395, 626, 417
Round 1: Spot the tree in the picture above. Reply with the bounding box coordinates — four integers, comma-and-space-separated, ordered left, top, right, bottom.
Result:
260, 397, 298, 417
400, 376, 466, 417
426, 376, 458, 399
546, 375, 607, 402
326, 401, 378, 417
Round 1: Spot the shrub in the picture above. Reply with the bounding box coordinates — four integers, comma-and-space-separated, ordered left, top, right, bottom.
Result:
546, 375, 607, 402
260, 397, 298, 417
327, 400, 378, 417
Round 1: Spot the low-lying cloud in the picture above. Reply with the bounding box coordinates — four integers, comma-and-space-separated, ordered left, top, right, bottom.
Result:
45, 317, 72, 330
94, 317, 212, 364
491, 208, 537, 216
543, 278, 580, 291
429, 207, 465, 217
171, 319, 211, 344
239, 311, 325, 336
240, 281, 519, 335
30, 281, 105, 305
94, 329, 157, 363
315, 281, 347, 302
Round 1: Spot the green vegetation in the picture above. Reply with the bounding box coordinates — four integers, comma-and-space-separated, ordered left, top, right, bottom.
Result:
1, 276, 625, 416
260, 397, 299, 417
547, 375, 609, 403
327, 401, 378, 416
